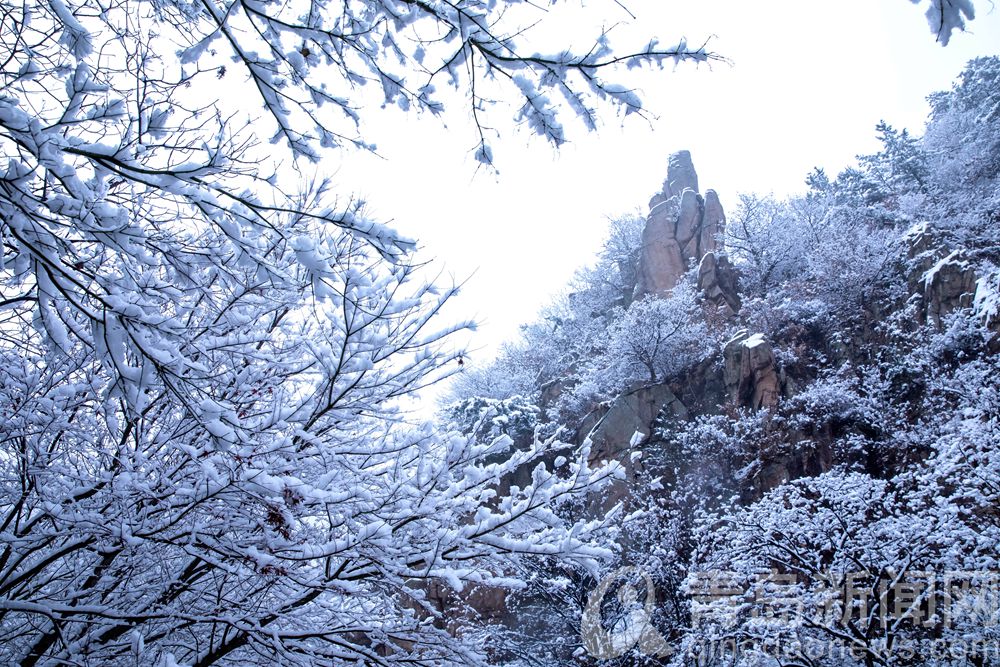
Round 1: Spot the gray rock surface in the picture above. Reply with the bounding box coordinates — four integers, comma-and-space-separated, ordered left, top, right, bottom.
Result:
582, 383, 689, 513
906, 223, 978, 327
924, 250, 977, 326
584, 383, 689, 463
698, 251, 741, 316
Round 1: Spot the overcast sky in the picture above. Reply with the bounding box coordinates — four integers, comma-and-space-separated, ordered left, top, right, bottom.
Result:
326, 0, 1000, 375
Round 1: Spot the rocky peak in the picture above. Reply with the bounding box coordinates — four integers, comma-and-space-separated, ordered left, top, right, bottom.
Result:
665, 149, 699, 197
634, 151, 727, 299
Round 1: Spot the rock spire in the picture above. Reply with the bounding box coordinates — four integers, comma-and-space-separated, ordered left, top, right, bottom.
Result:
634, 150, 727, 299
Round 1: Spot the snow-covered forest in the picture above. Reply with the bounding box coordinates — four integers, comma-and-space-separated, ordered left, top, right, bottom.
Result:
0, 0, 997, 665
445, 54, 1000, 665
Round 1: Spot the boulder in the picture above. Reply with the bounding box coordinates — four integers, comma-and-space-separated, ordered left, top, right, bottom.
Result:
583, 383, 688, 514
635, 198, 686, 295
697, 252, 741, 316
724, 331, 780, 410
701, 189, 725, 253
676, 189, 703, 246
585, 383, 688, 464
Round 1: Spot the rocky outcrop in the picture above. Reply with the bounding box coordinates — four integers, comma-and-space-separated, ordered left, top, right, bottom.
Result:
634, 196, 686, 296
584, 383, 689, 462
697, 251, 741, 316
906, 223, 979, 327
634, 151, 725, 298
923, 250, 977, 326
582, 383, 689, 513
724, 331, 780, 410
665, 150, 699, 197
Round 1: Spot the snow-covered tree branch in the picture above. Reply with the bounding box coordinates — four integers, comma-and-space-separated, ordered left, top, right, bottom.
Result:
0, 0, 709, 663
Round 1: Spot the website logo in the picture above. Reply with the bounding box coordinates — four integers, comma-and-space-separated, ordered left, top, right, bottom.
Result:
580, 566, 672, 659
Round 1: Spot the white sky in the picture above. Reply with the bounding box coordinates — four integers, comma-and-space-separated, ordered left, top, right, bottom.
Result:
327, 0, 1000, 372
